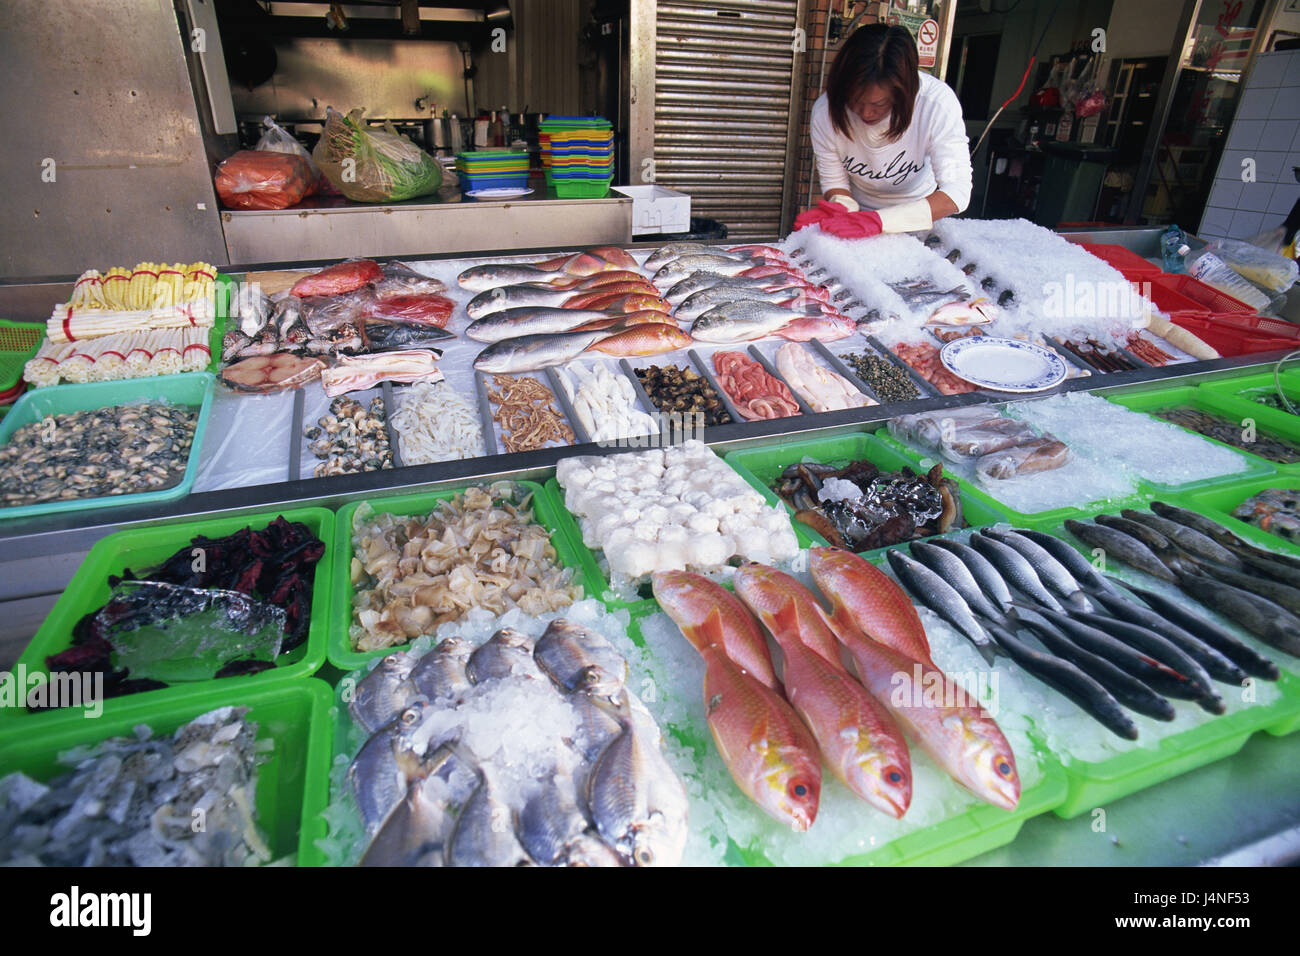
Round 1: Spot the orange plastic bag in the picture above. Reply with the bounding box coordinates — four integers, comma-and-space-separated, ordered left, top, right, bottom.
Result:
215, 150, 313, 210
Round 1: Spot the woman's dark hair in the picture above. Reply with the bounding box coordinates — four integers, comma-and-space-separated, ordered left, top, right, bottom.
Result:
826, 24, 920, 142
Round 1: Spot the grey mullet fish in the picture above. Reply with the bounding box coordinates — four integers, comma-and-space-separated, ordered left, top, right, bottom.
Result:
466, 307, 614, 343
473, 329, 610, 373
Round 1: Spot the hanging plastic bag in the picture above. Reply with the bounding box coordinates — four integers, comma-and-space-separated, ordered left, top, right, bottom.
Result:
214, 150, 313, 210
313, 107, 442, 203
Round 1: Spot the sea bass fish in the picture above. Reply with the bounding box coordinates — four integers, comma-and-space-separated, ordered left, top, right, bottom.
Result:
690, 301, 821, 344
466, 307, 616, 343
675, 284, 824, 322
458, 263, 569, 291
651, 570, 780, 689
644, 243, 750, 270
473, 329, 611, 373
653, 255, 779, 288
733, 565, 912, 818
466, 283, 576, 319
586, 323, 693, 356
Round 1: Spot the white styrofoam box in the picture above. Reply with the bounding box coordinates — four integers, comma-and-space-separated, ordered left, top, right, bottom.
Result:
612, 185, 691, 236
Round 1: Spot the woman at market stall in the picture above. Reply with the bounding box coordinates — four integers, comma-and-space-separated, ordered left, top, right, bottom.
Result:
799, 23, 972, 237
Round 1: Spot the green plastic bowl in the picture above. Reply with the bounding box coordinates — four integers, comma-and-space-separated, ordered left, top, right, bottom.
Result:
0, 372, 217, 521
329, 481, 592, 671
6, 507, 334, 722
0, 677, 333, 865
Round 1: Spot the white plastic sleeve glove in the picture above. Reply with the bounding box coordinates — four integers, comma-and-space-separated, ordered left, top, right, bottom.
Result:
828, 194, 860, 213
876, 199, 934, 234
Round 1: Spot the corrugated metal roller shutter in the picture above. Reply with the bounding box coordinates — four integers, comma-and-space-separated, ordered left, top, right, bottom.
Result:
654, 0, 798, 241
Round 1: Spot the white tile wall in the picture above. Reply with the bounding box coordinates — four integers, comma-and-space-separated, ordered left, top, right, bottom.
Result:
1199, 50, 1300, 242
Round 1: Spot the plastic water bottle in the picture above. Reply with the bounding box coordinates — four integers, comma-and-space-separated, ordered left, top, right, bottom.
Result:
1186, 249, 1271, 311
1161, 225, 1190, 274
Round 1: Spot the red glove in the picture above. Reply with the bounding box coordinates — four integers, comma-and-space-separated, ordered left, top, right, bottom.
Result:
822, 209, 883, 239
793, 201, 883, 239
793, 200, 844, 232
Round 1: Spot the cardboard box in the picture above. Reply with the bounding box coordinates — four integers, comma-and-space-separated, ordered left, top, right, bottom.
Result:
611, 185, 691, 236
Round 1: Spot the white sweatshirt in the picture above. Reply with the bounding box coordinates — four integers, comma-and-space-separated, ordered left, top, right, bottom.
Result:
810, 72, 972, 213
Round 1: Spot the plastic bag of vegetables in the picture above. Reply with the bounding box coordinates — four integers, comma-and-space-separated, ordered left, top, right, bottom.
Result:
313, 107, 442, 203
214, 150, 314, 210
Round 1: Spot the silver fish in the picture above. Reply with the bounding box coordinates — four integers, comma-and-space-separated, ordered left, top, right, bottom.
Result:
585, 720, 689, 867
473, 329, 609, 373
567, 686, 625, 764
349, 652, 418, 736
235, 283, 273, 338
457, 262, 566, 292
466, 283, 574, 319
348, 701, 433, 835
358, 745, 458, 867
411, 636, 473, 703
982, 528, 1095, 613
675, 284, 811, 321
516, 774, 591, 866
886, 549, 996, 663
446, 767, 534, 867
690, 300, 819, 343
653, 255, 770, 287
534, 618, 628, 693
969, 532, 1066, 612
563, 832, 625, 867
466, 627, 546, 684
664, 271, 744, 304
644, 244, 747, 270
466, 307, 613, 343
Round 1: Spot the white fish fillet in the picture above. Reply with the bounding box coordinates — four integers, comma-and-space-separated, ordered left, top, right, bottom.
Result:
774, 343, 875, 412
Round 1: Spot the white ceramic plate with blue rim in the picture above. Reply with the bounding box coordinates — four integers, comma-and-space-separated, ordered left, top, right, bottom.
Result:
939, 336, 1067, 393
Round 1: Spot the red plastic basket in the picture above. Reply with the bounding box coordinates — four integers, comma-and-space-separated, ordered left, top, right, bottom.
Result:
1145, 273, 1254, 317
1075, 242, 1162, 279
1171, 313, 1300, 356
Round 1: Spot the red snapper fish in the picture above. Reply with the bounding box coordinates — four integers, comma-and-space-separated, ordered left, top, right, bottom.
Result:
809, 548, 1021, 811
733, 564, 913, 818
652, 572, 821, 831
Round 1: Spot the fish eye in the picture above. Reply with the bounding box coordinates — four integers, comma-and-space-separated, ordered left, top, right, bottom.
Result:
793, 783, 808, 797
887, 770, 903, 784
637, 847, 655, 865
996, 759, 1013, 777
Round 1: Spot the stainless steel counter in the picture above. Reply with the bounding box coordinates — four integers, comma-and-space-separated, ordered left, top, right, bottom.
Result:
221, 191, 633, 262
2, 226, 1298, 866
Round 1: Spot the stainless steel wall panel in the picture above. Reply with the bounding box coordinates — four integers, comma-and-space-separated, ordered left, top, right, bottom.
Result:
0, 0, 230, 279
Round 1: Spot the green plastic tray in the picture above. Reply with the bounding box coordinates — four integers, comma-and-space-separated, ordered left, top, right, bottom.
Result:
0, 319, 45, 392
871, 428, 1154, 532
1172, 473, 1300, 559
1105, 384, 1294, 480
622, 610, 1068, 866
210, 272, 231, 374
1026, 518, 1300, 817
6, 507, 334, 723
0, 677, 333, 865
329, 481, 591, 671
0, 371, 216, 521
725, 430, 1016, 548
552, 176, 613, 198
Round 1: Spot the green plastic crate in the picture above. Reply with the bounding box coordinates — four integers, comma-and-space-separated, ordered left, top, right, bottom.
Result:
725, 430, 1016, 548
0, 677, 333, 865
622, 609, 1068, 866
6, 507, 334, 723
1105, 384, 1295, 479
871, 428, 1155, 532
209, 272, 231, 375
0, 371, 217, 521
1021, 517, 1300, 817
0, 319, 45, 392
329, 481, 592, 671
1172, 473, 1300, 559
552, 176, 613, 198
